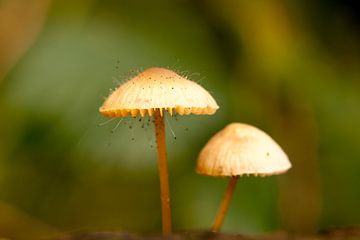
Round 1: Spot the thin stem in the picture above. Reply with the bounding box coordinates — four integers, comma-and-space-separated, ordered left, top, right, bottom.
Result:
212, 176, 239, 232
154, 110, 172, 235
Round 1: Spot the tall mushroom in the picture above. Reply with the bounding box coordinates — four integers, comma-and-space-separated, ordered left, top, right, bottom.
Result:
196, 123, 291, 232
100, 67, 219, 234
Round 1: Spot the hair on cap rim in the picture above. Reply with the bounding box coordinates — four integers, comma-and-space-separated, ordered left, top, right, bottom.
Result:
100, 67, 219, 117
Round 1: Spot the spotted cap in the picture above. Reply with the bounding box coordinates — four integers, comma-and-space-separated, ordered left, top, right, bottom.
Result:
197, 123, 291, 177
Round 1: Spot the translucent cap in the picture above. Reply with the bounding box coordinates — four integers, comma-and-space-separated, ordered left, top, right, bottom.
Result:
100, 67, 219, 117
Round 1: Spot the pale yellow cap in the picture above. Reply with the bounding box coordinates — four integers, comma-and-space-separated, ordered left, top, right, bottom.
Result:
196, 123, 291, 177
99, 67, 219, 117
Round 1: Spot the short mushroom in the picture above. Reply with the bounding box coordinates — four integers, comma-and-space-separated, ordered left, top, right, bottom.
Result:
100, 67, 219, 235
196, 123, 291, 232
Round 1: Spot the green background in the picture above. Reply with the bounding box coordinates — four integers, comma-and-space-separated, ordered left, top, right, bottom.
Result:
0, 0, 359, 239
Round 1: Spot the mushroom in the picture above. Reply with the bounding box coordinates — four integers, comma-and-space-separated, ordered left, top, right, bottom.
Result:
196, 123, 291, 232
99, 67, 219, 234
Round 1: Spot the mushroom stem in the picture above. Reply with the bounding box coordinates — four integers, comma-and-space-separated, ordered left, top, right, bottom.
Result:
154, 109, 172, 235
212, 176, 239, 232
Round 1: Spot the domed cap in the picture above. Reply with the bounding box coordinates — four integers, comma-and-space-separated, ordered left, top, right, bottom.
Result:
100, 67, 219, 117
196, 123, 291, 177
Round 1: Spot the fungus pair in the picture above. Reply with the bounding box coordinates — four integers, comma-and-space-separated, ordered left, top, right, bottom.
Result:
99, 67, 291, 234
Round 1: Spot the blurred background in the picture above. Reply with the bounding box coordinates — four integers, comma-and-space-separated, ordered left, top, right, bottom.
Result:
1, 0, 360, 239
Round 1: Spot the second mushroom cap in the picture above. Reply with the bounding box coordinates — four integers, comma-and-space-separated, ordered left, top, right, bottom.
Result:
197, 123, 291, 177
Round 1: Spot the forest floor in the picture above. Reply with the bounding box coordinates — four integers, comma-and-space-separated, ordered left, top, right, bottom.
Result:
55, 226, 360, 240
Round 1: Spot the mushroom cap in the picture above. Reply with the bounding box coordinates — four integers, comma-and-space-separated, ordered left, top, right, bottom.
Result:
196, 123, 291, 177
100, 67, 219, 117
